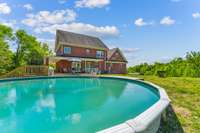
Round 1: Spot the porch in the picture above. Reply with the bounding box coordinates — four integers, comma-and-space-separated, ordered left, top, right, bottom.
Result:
44, 56, 105, 74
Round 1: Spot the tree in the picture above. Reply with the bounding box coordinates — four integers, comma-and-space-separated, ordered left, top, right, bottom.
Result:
0, 24, 53, 76
14, 30, 52, 67
0, 24, 14, 75
14, 30, 28, 67
128, 53, 200, 78
186, 51, 200, 77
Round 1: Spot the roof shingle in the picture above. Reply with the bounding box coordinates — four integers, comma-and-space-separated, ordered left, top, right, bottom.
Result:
55, 30, 108, 50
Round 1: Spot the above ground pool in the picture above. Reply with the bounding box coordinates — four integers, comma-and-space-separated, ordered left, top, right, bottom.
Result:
0, 76, 169, 133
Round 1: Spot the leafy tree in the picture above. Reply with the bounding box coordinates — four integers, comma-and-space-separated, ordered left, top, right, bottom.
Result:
128, 53, 200, 78
186, 51, 200, 77
0, 24, 52, 76
0, 24, 14, 74
14, 30, 52, 67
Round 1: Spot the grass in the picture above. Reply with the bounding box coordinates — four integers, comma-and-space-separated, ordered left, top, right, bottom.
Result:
141, 76, 200, 133
103, 74, 200, 133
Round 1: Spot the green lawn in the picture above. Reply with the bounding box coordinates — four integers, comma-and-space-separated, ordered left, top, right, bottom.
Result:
103, 74, 200, 133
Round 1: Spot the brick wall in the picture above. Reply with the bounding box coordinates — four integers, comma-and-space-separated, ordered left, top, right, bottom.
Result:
106, 63, 127, 74
56, 45, 107, 60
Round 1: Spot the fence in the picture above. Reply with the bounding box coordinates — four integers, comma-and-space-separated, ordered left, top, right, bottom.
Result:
1, 65, 49, 78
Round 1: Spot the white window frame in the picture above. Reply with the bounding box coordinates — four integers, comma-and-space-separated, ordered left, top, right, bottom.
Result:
64, 47, 71, 54
96, 50, 104, 58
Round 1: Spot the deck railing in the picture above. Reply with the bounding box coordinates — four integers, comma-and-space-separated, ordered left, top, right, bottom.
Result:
1, 65, 49, 78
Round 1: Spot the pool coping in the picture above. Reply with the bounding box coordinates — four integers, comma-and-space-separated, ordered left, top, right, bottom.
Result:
0, 75, 170, 133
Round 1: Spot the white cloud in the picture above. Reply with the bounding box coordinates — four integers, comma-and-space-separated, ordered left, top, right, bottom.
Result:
38, 38, 55, 51
160, 16, 175, 25
192, 12, 200, 19
22, 9, 77, 27
23, 4, 33, 11
22, 8, 118, 39
134, 18, 147, 26
21, 14, 37, 27
75, 0, 110, 8
58, 0, 67, 4
65, 10, 77, 22
2, 21, 16, 28
0, 19, 16, 28
35, 22, 119, 38
134, 18, 153, 27
122, 48, 140, 53
0, 3, 11, 14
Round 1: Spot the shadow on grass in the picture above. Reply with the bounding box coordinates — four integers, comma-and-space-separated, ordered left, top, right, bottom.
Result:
157, 104, 184, 133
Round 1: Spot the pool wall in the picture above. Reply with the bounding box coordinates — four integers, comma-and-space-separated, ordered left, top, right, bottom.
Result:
0, 75, 170, 133
97, 76, 170, 133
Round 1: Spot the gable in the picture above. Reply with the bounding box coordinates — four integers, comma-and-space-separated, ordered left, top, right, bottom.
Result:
108, 49, 127, 62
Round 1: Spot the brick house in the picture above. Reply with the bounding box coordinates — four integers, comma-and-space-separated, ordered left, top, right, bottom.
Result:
44, 30, 127, 74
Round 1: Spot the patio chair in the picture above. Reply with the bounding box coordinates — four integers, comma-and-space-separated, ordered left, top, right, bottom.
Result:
63, 68, 68, 73
71, 68, 76, 74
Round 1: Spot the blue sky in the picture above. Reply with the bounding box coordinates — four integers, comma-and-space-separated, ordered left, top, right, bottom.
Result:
1, 0, 200, 66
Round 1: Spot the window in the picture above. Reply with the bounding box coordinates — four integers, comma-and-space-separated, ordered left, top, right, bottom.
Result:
96, 51, 104, 58
86, 49, 90, 54
64, 47, 71, 54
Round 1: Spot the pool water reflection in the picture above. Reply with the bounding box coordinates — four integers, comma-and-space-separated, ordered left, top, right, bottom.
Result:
0, 77, 159, 133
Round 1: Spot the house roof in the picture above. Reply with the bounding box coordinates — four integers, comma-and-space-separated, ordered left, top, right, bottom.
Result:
55, 30, 108, 51
107, 48, 127, 62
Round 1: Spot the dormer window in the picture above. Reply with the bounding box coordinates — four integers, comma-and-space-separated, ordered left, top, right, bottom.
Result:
64, 47, 71, 54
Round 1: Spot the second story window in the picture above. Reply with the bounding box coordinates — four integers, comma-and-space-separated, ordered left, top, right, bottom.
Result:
86, 49, 90, 54
96, 50, 104, 58
64, 47, 71, 54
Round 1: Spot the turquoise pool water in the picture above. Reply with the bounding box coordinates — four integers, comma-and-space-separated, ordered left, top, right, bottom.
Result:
0, 77, 159, 133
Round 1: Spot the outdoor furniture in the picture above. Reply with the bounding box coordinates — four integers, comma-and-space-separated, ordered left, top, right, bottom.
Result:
63, 68, 68, 73
48, 66, 54, 76
71, 68, 76, 74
